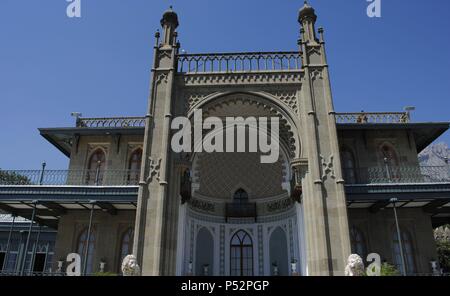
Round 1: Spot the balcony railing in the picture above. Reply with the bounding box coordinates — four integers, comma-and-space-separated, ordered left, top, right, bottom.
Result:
335, 112, 410, 124
225, 202, 257, 221
76, 117, 146, 128
0, 169, 141, 186
0, 271, 67, 276
343, 166, 450, 185
177, 51, 302, 73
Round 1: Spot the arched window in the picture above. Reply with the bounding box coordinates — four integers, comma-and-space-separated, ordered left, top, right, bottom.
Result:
127, 148, 142, 185
86, 149, 106, 185
269, 227, 289, 276
119, 228, 133, 270
392, 228, 416, 275
379, 144, 400, 181
77, 227, 96, 275
341, 148, 357, 184
230, 230, 253, 276
233, 189, 249, 204
195, 227, 214, 276
350, 226, 367, 258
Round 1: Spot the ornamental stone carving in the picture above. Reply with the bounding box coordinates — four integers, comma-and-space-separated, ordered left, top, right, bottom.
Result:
146, 157, 162, 183
266, 198, 293, 213
121, 254, 141, 276
155, 72, 169, 85
310, 69, 323, 81
179, 72, 303, 86
320, 154, 335, 180
344, 254, 365, 276
267, 90, 299, 114
189, 198, 215, 213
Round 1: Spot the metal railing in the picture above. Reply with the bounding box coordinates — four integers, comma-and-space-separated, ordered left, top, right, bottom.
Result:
0, 271, 66, 276
76, 117, 146, 128
177, 51, 302, 73
343, 166, 450, 185
0, 169, 141, 186
336, 112, 410, 124
225, 202, 257, 221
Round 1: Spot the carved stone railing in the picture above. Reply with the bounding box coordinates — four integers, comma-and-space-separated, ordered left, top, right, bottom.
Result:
76, 117, 146, 128
177, 51, 302, 73
335, 112, 410, 124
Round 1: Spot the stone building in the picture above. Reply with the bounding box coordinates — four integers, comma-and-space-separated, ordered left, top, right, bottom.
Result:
1, 3, 450, 276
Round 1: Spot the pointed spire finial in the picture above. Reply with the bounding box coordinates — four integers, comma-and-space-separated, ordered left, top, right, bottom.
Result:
299, 0, 316, 23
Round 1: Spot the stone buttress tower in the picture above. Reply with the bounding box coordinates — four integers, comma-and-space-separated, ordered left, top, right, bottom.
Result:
295, 1, 351, 275
132, 7, 181, 275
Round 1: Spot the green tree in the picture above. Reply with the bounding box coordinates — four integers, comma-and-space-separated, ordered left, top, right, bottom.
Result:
436, 240, 450, 273
0, 169, 32, 185
380, 262, 400, 276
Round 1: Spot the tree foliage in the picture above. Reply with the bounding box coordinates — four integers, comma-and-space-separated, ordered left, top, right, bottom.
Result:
0, 169, 31, 185
436, 240, 450, 273
380, 262, 400, 276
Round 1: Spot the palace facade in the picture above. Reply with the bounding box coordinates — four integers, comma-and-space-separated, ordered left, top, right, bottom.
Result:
1, 3, 450, 276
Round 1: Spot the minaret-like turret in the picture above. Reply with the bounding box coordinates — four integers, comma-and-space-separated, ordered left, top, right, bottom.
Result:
133, 7, 180, 275
298, 1, 318, 43
160, 6, 179, 47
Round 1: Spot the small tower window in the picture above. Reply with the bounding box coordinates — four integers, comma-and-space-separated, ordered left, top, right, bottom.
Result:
233, 189, 249, 204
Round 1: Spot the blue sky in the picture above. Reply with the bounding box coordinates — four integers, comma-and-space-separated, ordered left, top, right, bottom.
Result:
0, 0, 449, 169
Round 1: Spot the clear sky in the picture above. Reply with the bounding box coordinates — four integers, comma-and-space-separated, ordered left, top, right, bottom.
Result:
0, 0, 449, 169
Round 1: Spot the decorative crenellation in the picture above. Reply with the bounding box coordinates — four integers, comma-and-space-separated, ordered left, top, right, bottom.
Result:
178, 71, 303, 87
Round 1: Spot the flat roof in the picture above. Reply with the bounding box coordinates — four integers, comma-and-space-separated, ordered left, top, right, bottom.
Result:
40, 121, 449, 156
0, 186, 138, 229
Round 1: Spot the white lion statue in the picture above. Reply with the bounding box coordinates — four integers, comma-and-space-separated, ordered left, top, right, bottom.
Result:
121, 254, 141, 276
345, 254, 365, 276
